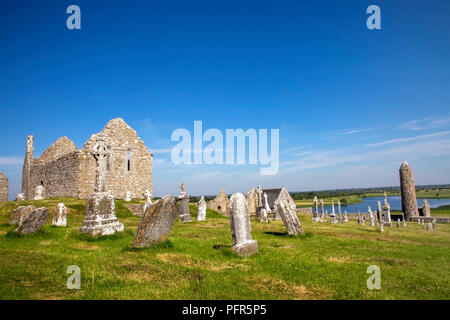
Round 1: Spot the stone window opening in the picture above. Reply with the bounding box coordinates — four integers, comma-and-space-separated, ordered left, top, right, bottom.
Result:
127, 149, 131, 172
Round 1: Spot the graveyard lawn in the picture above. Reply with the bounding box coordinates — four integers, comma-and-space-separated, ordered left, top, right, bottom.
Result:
0, 198, 449, 300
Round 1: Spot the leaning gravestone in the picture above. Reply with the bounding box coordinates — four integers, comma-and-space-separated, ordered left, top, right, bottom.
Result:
178, 183, 193, 223
197, 196, 207, 221
80, 140, 124, 237
274, 197, 304, 235
132, 195, 178, 247
52, 203, 67, 227
15, 207, 49, 234
9, 205, 36, 225
229, 193, 258, 257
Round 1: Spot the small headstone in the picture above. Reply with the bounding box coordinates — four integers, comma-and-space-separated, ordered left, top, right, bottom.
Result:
178, 183, 192, 223
229, 193, 258, 257
16, 193, 25, 201
52, 203, 67, 227
432, 218, 436, 230
344, 212, 348, 223
397, 219, 400, 228
427, 222, 433, 231
15, 207, 49, 234
197, 196, 207, 221
274, 198, 304, 235
9, 205, 36, 225
132, 195, 178, 247
124, 191, 132, 202
34, 185, 44, 200
259, 208, 268, 223
422, 220, 425, 229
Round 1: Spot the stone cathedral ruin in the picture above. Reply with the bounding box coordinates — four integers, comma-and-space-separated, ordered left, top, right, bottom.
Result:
21, 118, 153, 200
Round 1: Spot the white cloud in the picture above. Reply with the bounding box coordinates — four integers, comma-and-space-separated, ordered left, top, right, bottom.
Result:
0, 156, 23, 166
397, 116, 450, 131
366, 131, 450, 147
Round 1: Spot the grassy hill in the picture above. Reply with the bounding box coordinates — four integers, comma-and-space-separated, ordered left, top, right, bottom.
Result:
0, 198, 449, 300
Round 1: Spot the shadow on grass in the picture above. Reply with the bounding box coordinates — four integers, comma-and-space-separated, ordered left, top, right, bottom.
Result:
70, 229, 134, 242
264, 231, 313, 239
123, 239, 174, 252
5, 228, 51, 238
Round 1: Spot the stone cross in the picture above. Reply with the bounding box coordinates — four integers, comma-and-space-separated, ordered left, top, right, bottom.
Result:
180, 183, 185, 193
320, 199, 324, 216
197, 196, 207, 221
34, 185, 44, 200
52, 203, 67, 227
377, 200, 383, 224
331, 200, 336, 216
229, 193, 258, 257
92, 140, 110, 192
143, 189, 153, 215
313, 196, 319, 218
257, 185, 263, 207
263, 192, 272, 213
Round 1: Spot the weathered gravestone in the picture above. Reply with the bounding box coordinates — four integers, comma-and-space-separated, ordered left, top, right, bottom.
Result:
10, 205, 36, 225
427, 222, 434, 231
274, 197, 304, 235
422, 200, 431, 218
178, 183, 193, 223
124, 191, 132, 202
16, 193, 25, 201
259, 208, 268, 223
52, 203, 67, 227
132, 194, 178, 247
80, 140, 124, 237
34, 185, 44, 200
197, 196, 207, 221
15, 207, 49, 234
143, 189, 153, 215
229, 193, 258, 257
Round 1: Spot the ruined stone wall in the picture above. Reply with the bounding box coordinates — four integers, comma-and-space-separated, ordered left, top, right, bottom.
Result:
29, 151, 80, 199
0, 171, 8, 201
78, 118, 153, 199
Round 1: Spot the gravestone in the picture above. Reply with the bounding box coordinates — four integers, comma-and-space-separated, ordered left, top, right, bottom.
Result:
422, 200, 431, 218
80, 140, 124, 237
338, 200, 342, 222
197, 196, 207, 221
274, 197, 304, 235
143, 189, 153, 215
34, 185, 44, 200
259, 208, 268, 223
15, 207, 49, 234
178, 183, 193, 223
229, 193, 258, 257
16, 193, 25, 201
432, 218, 436, 230
427, 223, 433, 231
397, 219, 400, 227
132, 195, 178, 247
313, 196, 319, 218
9, 205, 36, 225
263, 193, 272, 213
357, 210, 361, 225
382, 192, 392, 225
52, 203, 67, 227
124, 191, 132, 202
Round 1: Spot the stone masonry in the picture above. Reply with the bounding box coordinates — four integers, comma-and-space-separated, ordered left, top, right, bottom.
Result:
0, 171, 8, 201
399, 161, 419, 220
21, 118, 153, 200
208, 189, 231, 216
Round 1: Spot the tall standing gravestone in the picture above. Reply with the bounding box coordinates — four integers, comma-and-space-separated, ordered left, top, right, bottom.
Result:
80, 140, 124, 237
197, 196, 207, 221
132, 195, 178, 247
178, 183, 193, 223
229, 193, 258, 257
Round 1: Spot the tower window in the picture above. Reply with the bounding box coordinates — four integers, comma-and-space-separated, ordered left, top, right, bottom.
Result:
127, 149, 131, 171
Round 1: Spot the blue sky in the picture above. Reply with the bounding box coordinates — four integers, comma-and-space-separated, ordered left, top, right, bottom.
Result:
1, 0, 450, 198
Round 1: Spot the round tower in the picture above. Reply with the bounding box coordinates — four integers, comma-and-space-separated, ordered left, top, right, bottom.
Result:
399, 160, 419, 220
21, 135, 34, 200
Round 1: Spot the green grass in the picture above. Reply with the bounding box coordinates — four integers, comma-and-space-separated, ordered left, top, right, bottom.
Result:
0, 198, 449, 300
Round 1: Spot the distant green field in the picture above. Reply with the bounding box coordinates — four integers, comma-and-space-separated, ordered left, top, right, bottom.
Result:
0, 198, 449, 300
